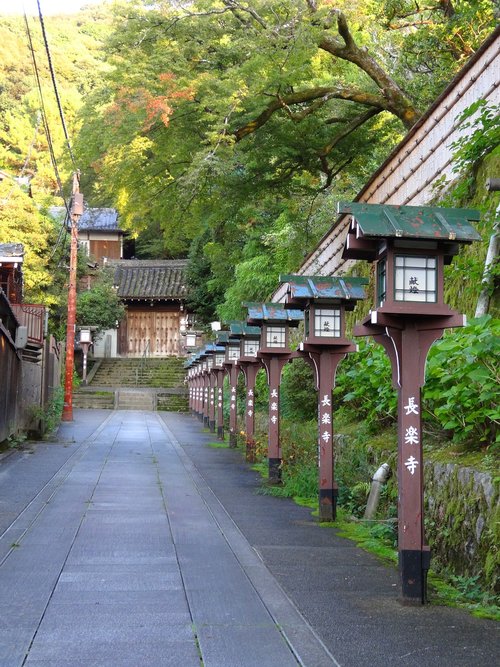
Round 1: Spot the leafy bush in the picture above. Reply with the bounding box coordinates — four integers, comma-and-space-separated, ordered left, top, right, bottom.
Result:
424, 316, 499, 449
333, 341, 397, 431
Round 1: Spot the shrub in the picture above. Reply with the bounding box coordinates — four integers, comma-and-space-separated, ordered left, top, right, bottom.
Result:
424, 315, 499, 450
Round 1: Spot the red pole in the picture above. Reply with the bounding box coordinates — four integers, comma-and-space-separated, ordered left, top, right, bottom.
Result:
62, 173, 83, 422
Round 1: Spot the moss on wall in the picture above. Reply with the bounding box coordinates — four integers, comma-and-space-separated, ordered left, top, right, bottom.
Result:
425, 462, 499, 592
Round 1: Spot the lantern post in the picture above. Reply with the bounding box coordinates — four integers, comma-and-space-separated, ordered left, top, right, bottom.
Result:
193, 356, 203, 419
184, 356, 195, 414
212, 336, 228, 440
204, 344, 218, 433
245, 303, 303, 484
223, 334, 241, 448
197, 349, 210, 427
78, 328, 93, 386
281, 275, 367, 521
230, 322, 262, 462
341, 201, 481, 604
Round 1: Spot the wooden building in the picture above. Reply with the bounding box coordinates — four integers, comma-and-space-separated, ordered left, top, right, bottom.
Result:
78, 207, 124, 264
111, 259, 188, 357
0, 243, 24, 304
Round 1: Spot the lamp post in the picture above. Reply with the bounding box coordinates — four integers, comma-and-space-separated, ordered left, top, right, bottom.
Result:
213, 335, 228, 440
245, 303, 303, 484
78, 328, 92, 386
281, 275, 367, 521
223, 334, 241, 448
204, 344, 217, 433
230, 322, 262, 462
341, 200, 481, 604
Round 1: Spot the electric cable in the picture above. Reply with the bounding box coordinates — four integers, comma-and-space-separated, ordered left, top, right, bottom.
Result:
36, 0, 78, 172
24, 10, 70, 260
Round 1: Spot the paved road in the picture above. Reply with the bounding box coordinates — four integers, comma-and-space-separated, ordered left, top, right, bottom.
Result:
0, 410, 497, 666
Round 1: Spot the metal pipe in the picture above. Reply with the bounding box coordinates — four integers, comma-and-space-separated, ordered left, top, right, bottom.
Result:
364, 463, 391, 520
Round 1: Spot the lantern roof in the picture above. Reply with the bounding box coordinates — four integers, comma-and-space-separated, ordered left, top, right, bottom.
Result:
229, 321, 261, 337
339, 201, 481, 243
280, 274, 367, 305
216, 331, 230, 345
244, 302, 304, 324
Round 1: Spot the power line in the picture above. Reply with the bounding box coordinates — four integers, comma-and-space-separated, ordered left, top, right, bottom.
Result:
24, 11, 68, 206
36, 0, 78, 172
24, 10, 70, 260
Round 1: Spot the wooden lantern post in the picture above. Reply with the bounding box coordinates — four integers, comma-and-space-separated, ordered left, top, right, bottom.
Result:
341, 201, 481, 604
223, 335, 241, 448
281, 275, 367, 522
196, 348, 210, 427
184, 357, 195, 414
204, 344, 218, 433
245, 303, 303, 484
230, 322, 263, 462
213, 334, 228, 440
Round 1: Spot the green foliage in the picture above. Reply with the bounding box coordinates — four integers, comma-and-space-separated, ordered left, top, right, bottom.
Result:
0, 180, 59, 303
31, 387, 64, 438
451, 100, 500, 176
73, 0, 499, 319
76, 269, 125, 335
280, 358, 317, 422
424, 316, 499, 449
333, 341, 397, 430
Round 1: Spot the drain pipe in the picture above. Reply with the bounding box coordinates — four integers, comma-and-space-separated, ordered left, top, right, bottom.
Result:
364, 463, 391, 520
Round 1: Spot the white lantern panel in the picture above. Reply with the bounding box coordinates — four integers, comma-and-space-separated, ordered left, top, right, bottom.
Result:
215, 353, 225, 366
314, 308, 341, 337
394, 255, 437, 302
227, 345, 240, 360
244, 340, 258, 357
186, 333, 197, 347
266, 326, 286, 348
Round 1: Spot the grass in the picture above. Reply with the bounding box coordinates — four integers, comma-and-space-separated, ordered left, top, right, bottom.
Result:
248, 448, 499, 621
206, 441, 229, 449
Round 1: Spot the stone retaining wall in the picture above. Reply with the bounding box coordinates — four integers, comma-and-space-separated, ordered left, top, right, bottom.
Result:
425, 462, 499, 592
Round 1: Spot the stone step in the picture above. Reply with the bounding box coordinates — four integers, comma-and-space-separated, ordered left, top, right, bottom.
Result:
116, 391, 155, 411
73, 391, 115, 410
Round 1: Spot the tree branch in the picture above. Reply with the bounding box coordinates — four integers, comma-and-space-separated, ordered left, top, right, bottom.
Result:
234, 86, 387, 140
320, 108, 382, 157
317, 11, 420, 129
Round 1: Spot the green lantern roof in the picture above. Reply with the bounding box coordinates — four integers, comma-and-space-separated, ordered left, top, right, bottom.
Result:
215, 331, 230, 345
280, 274, 368, 304
339, 201, 481, 242
244, 302, 304, 324
229, 322, 261, 337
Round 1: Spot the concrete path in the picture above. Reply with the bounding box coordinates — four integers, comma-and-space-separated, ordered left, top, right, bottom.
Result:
0, 409, 497, 666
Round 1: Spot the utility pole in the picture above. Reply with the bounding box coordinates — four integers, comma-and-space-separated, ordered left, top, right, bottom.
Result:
62, 172, 83, 422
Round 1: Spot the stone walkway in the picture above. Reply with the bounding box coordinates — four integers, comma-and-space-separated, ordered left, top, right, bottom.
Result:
0, 410, 497, 666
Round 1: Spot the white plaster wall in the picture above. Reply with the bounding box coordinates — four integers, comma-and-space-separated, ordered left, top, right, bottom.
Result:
92, 329, 118, 358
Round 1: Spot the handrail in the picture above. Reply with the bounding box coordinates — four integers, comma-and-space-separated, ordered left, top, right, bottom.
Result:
135, 340, 151, 386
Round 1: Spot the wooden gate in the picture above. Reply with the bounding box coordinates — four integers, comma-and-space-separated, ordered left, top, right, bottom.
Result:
126, 310, 180, 356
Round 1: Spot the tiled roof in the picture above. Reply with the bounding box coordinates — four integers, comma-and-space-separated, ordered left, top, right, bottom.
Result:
111, 259, 188, 300
48, 206, 123, 232
0, 243, 24, 261
79, 208, 122, 232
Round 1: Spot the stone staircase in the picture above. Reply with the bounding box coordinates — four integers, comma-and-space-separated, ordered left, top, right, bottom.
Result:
89, 357, 186, 388
73, 357, 188, 412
